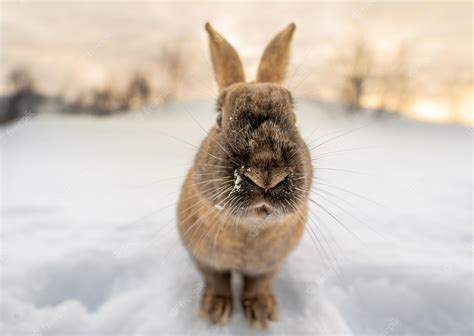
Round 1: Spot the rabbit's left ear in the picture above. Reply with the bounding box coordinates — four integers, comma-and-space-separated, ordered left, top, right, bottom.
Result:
205, 23, 246, 90
256, 23, 296, 84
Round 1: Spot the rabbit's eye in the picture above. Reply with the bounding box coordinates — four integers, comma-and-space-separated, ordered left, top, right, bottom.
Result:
216, 112, 222, 128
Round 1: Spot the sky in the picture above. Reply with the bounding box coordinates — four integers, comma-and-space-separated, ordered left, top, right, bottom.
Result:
0, 1, 472, 124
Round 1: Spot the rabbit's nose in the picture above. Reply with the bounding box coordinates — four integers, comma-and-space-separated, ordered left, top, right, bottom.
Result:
244, 170, 288, 191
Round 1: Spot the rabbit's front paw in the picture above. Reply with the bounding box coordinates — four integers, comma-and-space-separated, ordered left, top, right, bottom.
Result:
241, 290, 278, 329
199, 287, 233, 325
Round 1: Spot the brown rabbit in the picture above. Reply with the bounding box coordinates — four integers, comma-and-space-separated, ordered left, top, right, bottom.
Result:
177, 22, 313, 329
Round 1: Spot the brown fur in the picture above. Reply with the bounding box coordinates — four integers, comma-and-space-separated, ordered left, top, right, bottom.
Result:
177, 23, 313, 329
205, 23, 246, 90
257, 23, 296, 83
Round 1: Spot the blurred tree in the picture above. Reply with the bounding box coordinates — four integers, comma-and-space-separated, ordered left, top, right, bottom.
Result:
338, 35, 373, 113
67, 72, 154, 115
8, 66, 36, 92
157, 40, 187, 101
126, 73, 151, 108
374, 43, 412, 117
1, 67, 42, 124
442, 67, 472, 122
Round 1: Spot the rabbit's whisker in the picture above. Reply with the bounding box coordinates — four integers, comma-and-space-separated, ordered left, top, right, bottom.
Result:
313, 167, 369, 176
307, 212, 344, 281
193, 170, 228, 176
182, 185, 235, 240
307, 206, 346, 258
195, 163, 234, 170
313, 177, 381, 206
179, 184, 233, 224
212, 195, 241, 258
309, 197, 364, 245
194, 191, 236, 255
293, 200, 342, 278
184, 107, 241, 166
310, 146, 373, 160
129, 175, 186, 189
308, 125, 367, 151
312, 187, 386, 240
186, 177, 231, 188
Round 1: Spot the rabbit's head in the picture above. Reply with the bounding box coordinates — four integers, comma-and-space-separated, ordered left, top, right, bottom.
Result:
193, 23, 312, 221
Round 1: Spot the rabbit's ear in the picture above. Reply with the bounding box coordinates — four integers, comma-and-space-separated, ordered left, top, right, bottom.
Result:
256, 23, 296, 84
205, 23, 245, 90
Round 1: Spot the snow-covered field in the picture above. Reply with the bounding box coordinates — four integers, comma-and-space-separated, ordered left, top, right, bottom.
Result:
1, 100, 472, 335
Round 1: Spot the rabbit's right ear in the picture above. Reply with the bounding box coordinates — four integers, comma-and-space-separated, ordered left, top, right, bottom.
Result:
256, 23, 296, 84
205, 23, 245, 90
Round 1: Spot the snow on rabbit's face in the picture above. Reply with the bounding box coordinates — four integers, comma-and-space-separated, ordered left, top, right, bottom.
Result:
193, 83, 310, 220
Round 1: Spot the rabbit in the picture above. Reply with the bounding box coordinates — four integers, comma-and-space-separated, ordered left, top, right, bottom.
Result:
177, 22, 313, 329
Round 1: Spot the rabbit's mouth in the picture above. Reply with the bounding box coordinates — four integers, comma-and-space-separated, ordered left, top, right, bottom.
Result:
246, 201, 290, 222
253, 202, 272, 219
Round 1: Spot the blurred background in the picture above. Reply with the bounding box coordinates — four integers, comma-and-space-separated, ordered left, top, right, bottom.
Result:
0, 1, 472, 124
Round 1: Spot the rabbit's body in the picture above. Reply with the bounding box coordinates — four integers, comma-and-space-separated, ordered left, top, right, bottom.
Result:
177, 23, 313, 329
178, 168, 307, 275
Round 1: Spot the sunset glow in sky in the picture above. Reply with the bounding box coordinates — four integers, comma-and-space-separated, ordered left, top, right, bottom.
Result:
1, 1, 472, 124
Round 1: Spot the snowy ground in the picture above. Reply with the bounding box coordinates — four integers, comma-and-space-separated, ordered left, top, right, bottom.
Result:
1, 100, 472, 335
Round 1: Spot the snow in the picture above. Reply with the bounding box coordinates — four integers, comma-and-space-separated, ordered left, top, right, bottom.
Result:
233, 168, 243, 192
1, 100, 472, 335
